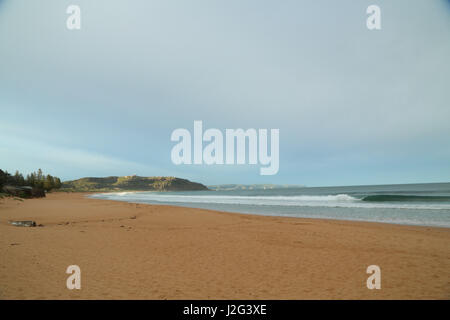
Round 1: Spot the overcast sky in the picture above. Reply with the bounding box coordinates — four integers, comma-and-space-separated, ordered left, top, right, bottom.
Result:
1, 0, 449, 186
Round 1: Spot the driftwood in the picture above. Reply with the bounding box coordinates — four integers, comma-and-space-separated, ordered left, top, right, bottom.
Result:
8, 220, 37, 227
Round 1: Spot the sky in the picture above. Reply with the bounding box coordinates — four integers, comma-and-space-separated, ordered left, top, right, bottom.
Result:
1, 0, 449, 187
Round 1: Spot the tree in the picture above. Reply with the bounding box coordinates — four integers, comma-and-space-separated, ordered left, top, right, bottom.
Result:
27, 172, 36, 187
1, 168, 62, 191
35, 169, 44, 188
37, 169, 43, 182
54, 177, 62, 189
14, 170, 25, 186
4, 171, 15, 185
0, 169, 6, 189
43, 174, 55, 191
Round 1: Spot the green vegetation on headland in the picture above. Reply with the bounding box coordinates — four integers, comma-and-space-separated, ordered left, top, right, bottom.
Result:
0, 169, 62, 198
61, 175, 209, 192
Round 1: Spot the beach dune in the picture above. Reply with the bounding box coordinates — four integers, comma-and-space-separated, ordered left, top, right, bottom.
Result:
0, 192, 449, 299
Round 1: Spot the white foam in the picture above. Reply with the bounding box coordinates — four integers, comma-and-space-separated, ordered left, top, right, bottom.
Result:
90, 192, 450, 210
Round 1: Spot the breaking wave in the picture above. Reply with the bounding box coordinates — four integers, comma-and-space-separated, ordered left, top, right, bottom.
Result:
362, 195, 450, 202
91, 192, 450, 210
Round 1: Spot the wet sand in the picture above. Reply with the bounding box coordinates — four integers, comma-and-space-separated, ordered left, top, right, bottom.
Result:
0, 192, 449, 299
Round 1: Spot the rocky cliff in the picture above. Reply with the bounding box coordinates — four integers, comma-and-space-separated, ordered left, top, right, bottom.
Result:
61, 176, 208, 192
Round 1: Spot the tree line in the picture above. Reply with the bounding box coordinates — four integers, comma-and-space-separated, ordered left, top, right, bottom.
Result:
0, 169, 62, 192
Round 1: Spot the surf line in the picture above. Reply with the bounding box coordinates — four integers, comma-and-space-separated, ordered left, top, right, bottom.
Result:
171, 120, 279, 175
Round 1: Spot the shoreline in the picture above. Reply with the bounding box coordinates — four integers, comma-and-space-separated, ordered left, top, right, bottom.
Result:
1, 192, 449, 299
70, 191, 450, 231
88, 191, 450, 229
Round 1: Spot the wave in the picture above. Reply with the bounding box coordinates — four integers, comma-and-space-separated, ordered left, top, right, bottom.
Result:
362, 195, 450, 202
90, 192, 450, 210
92, 193, 359, 201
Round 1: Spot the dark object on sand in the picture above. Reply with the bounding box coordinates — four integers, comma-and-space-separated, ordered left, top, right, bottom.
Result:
2, 185, 45, 198
8, 220, 37, 227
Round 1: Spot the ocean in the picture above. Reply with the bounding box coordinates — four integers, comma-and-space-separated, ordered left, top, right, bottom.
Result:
89, 182, 450, 228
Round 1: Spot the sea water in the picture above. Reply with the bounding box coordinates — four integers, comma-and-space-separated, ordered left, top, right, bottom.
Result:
90, 183, 450, 228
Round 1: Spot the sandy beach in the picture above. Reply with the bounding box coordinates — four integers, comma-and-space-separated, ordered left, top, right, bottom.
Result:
0, 192, 449, 300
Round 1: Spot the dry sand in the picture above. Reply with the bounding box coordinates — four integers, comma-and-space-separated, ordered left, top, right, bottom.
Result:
0, 192, 449, 299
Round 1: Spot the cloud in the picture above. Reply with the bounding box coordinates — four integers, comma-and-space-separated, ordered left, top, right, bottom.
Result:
0, 0, 449, 185
0, 134, 167, 180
